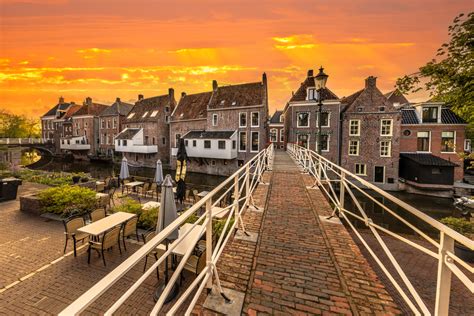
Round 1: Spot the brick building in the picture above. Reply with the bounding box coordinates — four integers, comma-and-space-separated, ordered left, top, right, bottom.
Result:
399, 101, 467, 195
41, 97, 73, 154
283, 69, 342, 164
61, 102, 81, 139
98, 97, 133, 159
268, 110, 285, 150
60, 97, 108, 159
340, 76, 401, 191
115, 89, 176, 167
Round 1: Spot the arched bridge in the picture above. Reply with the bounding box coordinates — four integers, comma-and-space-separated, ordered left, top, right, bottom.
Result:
0, 138, 55, 156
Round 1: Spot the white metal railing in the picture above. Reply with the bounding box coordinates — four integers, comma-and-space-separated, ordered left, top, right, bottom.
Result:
287, 143, 473, 315
0, 138, 49, 145
60, 144, 274, 315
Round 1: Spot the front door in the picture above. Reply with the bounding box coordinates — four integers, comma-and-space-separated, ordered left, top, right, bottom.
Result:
374, 166, 385, 183
297, 134, 309, 148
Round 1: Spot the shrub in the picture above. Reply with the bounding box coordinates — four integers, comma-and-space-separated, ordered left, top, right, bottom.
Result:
440, 217, 474, 237
113, 198, 158, 230
38, 185, 97, 217
9, 169, 90, 187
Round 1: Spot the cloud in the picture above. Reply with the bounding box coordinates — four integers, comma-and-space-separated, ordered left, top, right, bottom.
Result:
77, 48, 111, 54
273, 35, 318, 50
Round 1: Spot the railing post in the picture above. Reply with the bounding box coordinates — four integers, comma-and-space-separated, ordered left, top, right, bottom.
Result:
317, 156, 322, 180
233, 174, 240, 227
245, 164, 250, 208
206, 197, 213, 290
434, 232, 454, 315
339, 171, 345, 212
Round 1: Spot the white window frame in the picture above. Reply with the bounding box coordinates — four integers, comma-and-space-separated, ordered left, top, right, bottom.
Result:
349, 120, 360, 136
380, 119, 393, 136
280, 129, 284, 142
269, 128, 278, 142
416, 131, 431, 153
251, 112, 260, 127
204, 140, 211, 149
212, 114, 218, 127
296, 112, 310, 128
318, 112, 330, 128
239, 112, 247, 128
441, 131, 456, 153
239, 131, 247, 152
465, 139, 472, 152
113, 118, 117, 128
307, 88, 316, 101
380, 140, 392, 157
374, 166, 385, 184
316, 135, 330, 152
250, 131, 259, 152
150, 110, 158, 118
349, 140, 360, 156
355, 163, 367, 176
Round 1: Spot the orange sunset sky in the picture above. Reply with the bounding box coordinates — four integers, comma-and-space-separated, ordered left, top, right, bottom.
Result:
0, 0, 472, 118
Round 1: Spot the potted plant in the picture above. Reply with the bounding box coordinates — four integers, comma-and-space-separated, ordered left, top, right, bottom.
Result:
72, 174, 81, 184
440, 217, 474, 263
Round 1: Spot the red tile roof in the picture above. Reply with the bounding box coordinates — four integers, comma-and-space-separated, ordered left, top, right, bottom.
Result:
208, 82, 265, 109
173, 91, 212, 121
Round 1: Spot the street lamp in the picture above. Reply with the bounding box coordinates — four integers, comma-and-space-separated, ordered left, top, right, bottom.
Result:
314, 66, 328, 154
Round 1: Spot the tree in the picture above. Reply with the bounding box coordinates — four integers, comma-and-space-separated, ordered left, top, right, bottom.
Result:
396, 12, 474, 138
0, 110, 41, 138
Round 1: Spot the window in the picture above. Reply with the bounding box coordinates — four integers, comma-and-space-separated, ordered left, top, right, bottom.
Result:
380, 119, 393, 136
101, 119, 105, 128
211, 160, 216, 166
239, 131, 247, 151
193, 140, 197, 147
107, 120, 111, 128
85, 122, 88, 128
165, 116, 170, 123
316, 135, 330, 152
175, 133, 181, 147
127, 112, 135, 119
165, 106, 170, 113
185, 140, 188, 146
150, 110, 158, 117
239, 113, 247, 127
319, 112, 330, 127
152, 137, 155, 145
218, 140, 226, 149
269, 129, 278, 142
212, 114, 218, 126
403, 129, 411, 136
113, 118, 117, 128
162, 137, 166, 145
101, 134, 105, 144
465, 139, 472, 152
123, 140, 127, 146
251, 112, 259, 127
417, 131, 430, 152
141, 111, 148, 118
297, 134, 309, 148
355, 164, 367, 176
374, 166, 385, 183
280, 129, 284, 142
145, 136, 149, 145
280, 116, 284, 123
307, 88, 316, 100
422, 107, 438, 123
441, 131, 455, 152
349, 140, 359, 156
380, 140, 391, 157
297, 112, 310, 127
349, 120, 360, 136
232, 140, 236, 149
204, 140, 211, 149
251, 131, 259, 152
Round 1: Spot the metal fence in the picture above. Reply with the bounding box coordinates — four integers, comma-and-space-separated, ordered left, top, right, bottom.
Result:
60, 144, 274, 315
287, 143, 473, 315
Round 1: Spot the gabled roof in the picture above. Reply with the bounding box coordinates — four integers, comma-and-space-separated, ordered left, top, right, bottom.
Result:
73, 103, 109, 117
384, 89, 409, 105
173, 91, 212, 121
401, 108, 419, 124
183, 130, 235, 139
100, 98, 133, 117
341, 77, 394, 113
126, 94, 175, 123
63, 104, 82, 121
208, 82, 265, 109
400, 153, 458, 167
115, 128, 141, 140
441, 108, 466, 124
289, 76, 339, 103
269, 110, 283, 124
42, 102, 71, 118
341, 89, 364, 108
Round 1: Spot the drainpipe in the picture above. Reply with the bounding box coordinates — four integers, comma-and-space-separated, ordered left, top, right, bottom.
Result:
338, 102, 342, 166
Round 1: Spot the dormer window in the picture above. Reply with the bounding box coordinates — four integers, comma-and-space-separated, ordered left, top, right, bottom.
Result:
232, 101, 237, 106
142, 111, 149, 118
307, 88, 316, 101
150, 110, 158, 117
220, 100, 225, 105
127, 112, 135, 119
279, 116, 284, 123
422, 106, 438, 123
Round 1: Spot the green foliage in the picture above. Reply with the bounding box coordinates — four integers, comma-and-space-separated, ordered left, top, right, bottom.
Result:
0, 110, 40, 138
440, 217, 474, 237
38, 185, 97, 217
112, 198, 158, 229
213, 217, 235, 239
396, 12, 474, 138
3, 168, 89, 187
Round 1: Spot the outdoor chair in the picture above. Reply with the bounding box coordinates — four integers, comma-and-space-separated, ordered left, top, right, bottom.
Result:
108, 187, 116, 207
147, 183, 157, 199
138, 183, 150, 197
87, 226, 121, 266
121, 217, 139, 250
63, 217, 89, 257
193, 190, 201, 203
142, 230, 166, 279
183, 239, 207, 276
90, 208, 106, 222
96, 182, 105, 193
185, 189, 192, 204
122, 179, 130, 195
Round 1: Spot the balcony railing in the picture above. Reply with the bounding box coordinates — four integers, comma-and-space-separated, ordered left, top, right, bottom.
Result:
115, 143, 158, 153
287, 143, 473, 315
0, 138, 51, 145
60, 144, 274, 315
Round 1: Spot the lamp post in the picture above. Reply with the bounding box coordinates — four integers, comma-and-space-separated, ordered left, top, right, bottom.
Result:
314, 67, 328, 155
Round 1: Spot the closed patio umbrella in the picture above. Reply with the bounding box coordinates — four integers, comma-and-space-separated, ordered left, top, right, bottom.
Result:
175, 138, 188, 204
119, 156, 129, 187
155, 160, 164, 185
154, 174, 179, 303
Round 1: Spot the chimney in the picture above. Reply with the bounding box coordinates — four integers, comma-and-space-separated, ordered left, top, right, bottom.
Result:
365, 76, 377, 88
168, 88, 174, 100
85, 97, 92, 105
212, 80, 218, 91
181, 92, 186, 98
262, 72, 267, 86
138, 94, 144, 101
307, 69, 313, 77
70, 101, 75, 105
116, 97, 121, 103
59, 96, 64, 104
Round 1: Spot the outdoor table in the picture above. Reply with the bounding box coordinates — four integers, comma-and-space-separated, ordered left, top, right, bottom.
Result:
142, 201, 160, 210
197, 191, 209, 198
124, 181, 144, 194
211, 206, 230, 219
168, 223, 204, 257
78, 212, 136, 236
